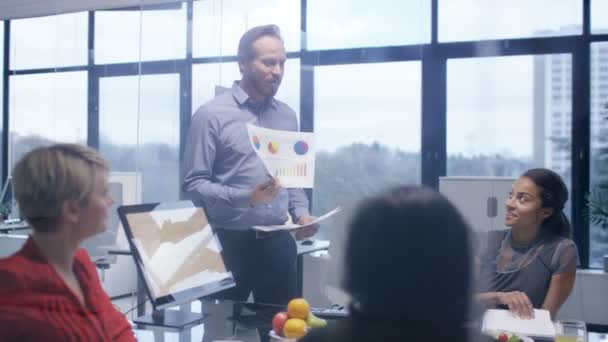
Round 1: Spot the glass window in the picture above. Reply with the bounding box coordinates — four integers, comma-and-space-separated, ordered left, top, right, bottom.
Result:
439, 0, 582, 42
95, 4, 187, 64
0, 22, 3, 181
8, 71, 87, 166
191, 59, 300, 121
193, 0, 300, 57
311, 62, 421, 305
10, 13, 87, 70
446, 54, 572, 211
307, 0, 430, 50
99, 74, 180, 202
590, 42, 608, 268
592, 0, 608, 34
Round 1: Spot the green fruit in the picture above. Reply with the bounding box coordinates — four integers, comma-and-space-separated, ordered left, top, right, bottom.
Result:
507, 336, 522, 342
306, 312, 327, 328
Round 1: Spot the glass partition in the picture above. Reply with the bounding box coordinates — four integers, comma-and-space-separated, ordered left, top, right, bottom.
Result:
446, 54, 573, 221
591, 0, 608, 34
99, 73, 180, 202
10, 12, 87, 70
307, 0, 430, 50
8, 71, 88, 165
193, 0, 300, 57
0, 22, 3, 182
310, 61, 421, 306
95, 4, 187, 64
589, 42, 608, 268
439, 0, 582, 42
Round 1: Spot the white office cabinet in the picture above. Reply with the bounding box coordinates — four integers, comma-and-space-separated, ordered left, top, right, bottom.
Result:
439, 177, 515, 233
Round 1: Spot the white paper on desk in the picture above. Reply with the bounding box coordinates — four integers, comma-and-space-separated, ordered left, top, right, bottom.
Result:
482, 309, 556, 339
252, 206, 341, 232
246, 123, 315, 188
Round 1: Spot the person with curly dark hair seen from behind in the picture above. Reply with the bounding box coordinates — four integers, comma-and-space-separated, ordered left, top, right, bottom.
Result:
300, 186, 481, 342
477, 168, 578, 320
0, 144, 136, 341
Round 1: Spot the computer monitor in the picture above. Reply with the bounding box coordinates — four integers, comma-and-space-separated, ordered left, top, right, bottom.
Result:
0, 176, 19, 221
117, 200, 235, 327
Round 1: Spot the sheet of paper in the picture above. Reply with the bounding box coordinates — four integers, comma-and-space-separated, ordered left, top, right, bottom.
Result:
252, 207, 341, 232
482, 309, 556, 339
246, 123, 315, 188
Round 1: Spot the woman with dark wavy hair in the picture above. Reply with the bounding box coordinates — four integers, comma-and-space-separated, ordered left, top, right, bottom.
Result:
477, 168, 578, 320
301, 186, 476, 342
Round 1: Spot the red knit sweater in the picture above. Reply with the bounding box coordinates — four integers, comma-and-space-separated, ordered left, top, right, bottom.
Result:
0, 237, 136, 341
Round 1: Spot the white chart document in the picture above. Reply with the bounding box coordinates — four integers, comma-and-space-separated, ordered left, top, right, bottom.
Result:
252, 207, 341, 232
246, 123, 315, 188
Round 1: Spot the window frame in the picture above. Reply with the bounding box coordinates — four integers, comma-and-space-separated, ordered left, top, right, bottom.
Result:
1, 0, 607, 268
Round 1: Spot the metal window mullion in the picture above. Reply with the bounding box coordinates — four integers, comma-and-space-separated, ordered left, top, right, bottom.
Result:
2, 21, 10, 181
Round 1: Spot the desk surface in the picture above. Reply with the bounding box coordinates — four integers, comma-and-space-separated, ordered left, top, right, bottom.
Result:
133, 299, 277, 342
132, 300, 608, 342
104, 239, 330, 257
0, 221, 29, 234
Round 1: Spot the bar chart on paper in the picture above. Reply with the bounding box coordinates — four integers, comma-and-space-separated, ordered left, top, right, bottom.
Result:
275, 163, 308, 177
269, 158, 314, 188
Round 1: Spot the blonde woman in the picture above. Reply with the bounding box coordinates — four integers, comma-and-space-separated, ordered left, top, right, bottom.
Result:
0, 144, 135, 341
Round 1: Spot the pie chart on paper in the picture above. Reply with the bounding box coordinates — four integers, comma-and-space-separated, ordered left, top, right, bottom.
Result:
293, 141, 309, 155
268, 142, 280, 154
252, 136, 261, 150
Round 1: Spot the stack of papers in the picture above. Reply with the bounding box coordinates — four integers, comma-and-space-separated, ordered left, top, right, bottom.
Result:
252, 207, 341, 232
482, 309, 556, 339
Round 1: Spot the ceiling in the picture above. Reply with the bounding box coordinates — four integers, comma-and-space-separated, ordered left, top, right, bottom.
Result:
0, 0, 182, 20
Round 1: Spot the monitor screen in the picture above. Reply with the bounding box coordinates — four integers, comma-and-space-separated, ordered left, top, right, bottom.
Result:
118, 201, 235, 310
0, 176, 19, 221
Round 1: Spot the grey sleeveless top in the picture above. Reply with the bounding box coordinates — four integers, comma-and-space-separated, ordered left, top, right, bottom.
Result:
479, 229, 578, 308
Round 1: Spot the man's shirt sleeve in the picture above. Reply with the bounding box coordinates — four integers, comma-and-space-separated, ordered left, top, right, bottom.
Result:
182, 108, 252, 210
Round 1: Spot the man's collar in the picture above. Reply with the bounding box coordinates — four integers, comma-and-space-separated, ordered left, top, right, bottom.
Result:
231, 81, 277, 110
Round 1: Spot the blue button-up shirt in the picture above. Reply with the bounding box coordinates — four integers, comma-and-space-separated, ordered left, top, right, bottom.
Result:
182, 82, 310, 230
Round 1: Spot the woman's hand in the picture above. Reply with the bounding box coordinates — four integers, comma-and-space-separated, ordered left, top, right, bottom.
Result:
496, 291, 534, 319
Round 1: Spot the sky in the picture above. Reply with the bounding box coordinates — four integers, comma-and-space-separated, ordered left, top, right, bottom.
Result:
1, 0, 608, 159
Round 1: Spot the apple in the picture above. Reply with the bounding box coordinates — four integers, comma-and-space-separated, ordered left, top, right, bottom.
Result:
272, 311, 289, 336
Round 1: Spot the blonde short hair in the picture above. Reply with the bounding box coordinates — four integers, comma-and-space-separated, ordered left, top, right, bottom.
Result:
12, 143, 109, 232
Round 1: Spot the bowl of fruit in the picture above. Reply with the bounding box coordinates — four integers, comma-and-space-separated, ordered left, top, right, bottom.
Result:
270, 298, 327, 341
487, 331, 533, 342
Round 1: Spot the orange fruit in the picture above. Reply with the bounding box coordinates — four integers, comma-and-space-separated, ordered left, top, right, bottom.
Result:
287, 298, 309, 320
283, 318, 307, 339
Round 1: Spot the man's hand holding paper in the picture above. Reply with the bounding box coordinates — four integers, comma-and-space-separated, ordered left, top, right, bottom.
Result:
249, 176, 281, 206
294, 215, 319, 240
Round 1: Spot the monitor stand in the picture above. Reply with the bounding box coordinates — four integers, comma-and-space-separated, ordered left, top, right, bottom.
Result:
134, 309, 208, 329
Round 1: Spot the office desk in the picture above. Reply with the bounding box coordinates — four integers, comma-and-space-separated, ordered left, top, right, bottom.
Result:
0, 234, 28, 257
296, 240, 330, 297
133, 300, 608, 342
104, 239, 330, 317
0, 221, 29, 234
133, 299, 285, 342
103, 245, 147, 317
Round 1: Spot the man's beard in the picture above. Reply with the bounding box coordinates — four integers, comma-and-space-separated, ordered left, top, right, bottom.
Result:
256, 80, 280, 97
